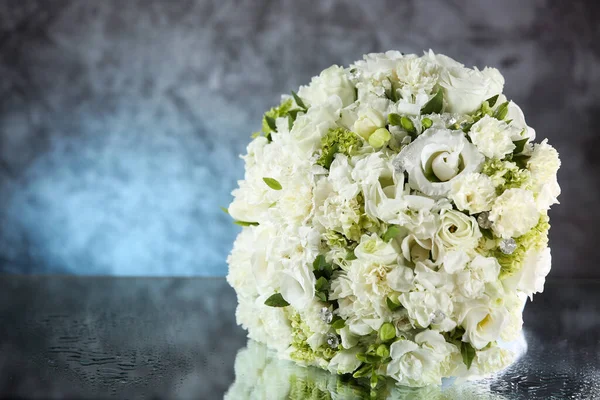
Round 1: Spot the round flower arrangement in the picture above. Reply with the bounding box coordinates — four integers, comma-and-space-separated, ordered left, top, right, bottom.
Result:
226, 50, 560, 388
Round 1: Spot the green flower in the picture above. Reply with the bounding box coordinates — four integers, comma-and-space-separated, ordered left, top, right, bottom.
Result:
316, 127, 362, 169
481, 158, 531, 194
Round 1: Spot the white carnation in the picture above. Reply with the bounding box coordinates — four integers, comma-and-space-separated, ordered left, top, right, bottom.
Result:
489, 189, 539, 238
399, 290, 453, 329
450, 172, 496, 214
297, 65, 356, 108
468, 115, 517, 159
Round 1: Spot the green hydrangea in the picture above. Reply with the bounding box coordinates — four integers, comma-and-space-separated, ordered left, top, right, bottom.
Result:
481, 159, 532, 194
263, 98, 293, 132
289, 313, 337, 364
317, 128, 362, 169
496, 215, 550, 278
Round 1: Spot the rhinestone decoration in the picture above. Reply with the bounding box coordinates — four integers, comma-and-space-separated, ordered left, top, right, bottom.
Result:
326, 333, 340, 349
499, 238, 517, 255
319, 307, 333, 324
429, 310, 446, 325
477, 211, 493, 230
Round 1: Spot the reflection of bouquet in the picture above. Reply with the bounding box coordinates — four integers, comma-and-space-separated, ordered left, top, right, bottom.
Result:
226, 50, 560, 387
225, 341, 514, 399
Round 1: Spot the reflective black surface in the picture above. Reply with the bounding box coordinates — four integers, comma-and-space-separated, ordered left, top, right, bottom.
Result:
0, 277, 598, 399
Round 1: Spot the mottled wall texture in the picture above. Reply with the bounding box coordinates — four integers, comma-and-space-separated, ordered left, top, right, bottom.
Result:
0, 0, 598, 276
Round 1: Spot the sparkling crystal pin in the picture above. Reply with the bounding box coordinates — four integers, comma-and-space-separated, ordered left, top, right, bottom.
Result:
319, 307, 333, 324
477, 211, 493, 230
429, 310, 446, 325
326, 333, 340, 349
499, 238, 517, 255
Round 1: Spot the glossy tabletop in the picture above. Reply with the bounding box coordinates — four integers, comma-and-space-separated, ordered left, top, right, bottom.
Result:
0, 277, 598, 399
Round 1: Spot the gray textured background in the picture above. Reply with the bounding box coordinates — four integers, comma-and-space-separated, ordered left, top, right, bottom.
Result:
0, 0, 598, 276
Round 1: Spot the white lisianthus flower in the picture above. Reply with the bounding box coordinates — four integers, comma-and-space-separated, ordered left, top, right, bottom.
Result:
460, 300, 509, 349
506, 101, 536, 141
353, 107, 386, 139
297, 65, 356, 108
327, 348, 363, 374
450, 172, 496, 214
387, 330, 459, 387
401, 234, 438, 264
396, 128, 484, 197
354, 233, 399, 265
437, 209, 482, 251
468, 115, 517, 159
503, 247, 552, 299
489, 189, 539, 238
428, 51, 504, 115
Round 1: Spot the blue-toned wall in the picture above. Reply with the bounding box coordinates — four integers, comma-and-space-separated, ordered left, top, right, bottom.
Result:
0, 0, 599, 276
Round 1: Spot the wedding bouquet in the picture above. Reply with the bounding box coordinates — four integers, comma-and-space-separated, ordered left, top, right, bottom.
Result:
226, 50, 560, 387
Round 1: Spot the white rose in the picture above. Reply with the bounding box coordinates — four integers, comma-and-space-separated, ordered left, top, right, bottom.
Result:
503, 247, 552, 299
401, 234, 438, 264
450, 172, 497, 214
468, 115, 517, 159
353, 107, 386, 139
328, 348, 363, 374
460, 301, 508, 349
437, 209, 482, 251
489, 189, 539, 238
297, 65, 356, 108
432, 53, 504, 114
395, 128, 484, 197
290, 96, 342, 155
354, 233, 399, 265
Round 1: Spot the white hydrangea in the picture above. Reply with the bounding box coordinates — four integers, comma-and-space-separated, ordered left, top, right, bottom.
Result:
450, 172, 497, 214
489, 189, 539, 238
227, 50, 560, 387
468, 115, 517, 159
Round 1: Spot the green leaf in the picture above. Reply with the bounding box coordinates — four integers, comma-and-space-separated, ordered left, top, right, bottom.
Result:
388, 113, 403, 126
264, 293, 289, 307
400, 116, 416, 133
313, 255, 334, 280
315, 276, 329, 292
513, 154, 531, 169
315, 291, 327, 302
331, 318, 346, 330
382, 225, 402, 242
346, 251, 357, 261
291, 91, 308, 110
287, 109, 302, 121
386, 297, 402, 311
318, 143, 339, 170
420, 90, 444, 115
265, 115, 277, 131
486, 94, 499, 108
220, 207, 229, 214
493, 101, 509, 120
234, 220, 259, 227
461, 342, 476, 369
356, 353, 381, 364
513, 137, 528, 154
263, 177, 282, 190
352, 364, 373, 378
379, 322, 396, 342
480, 228, 494, 240
370, 370, 379, 389
313, 255, 327, 271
